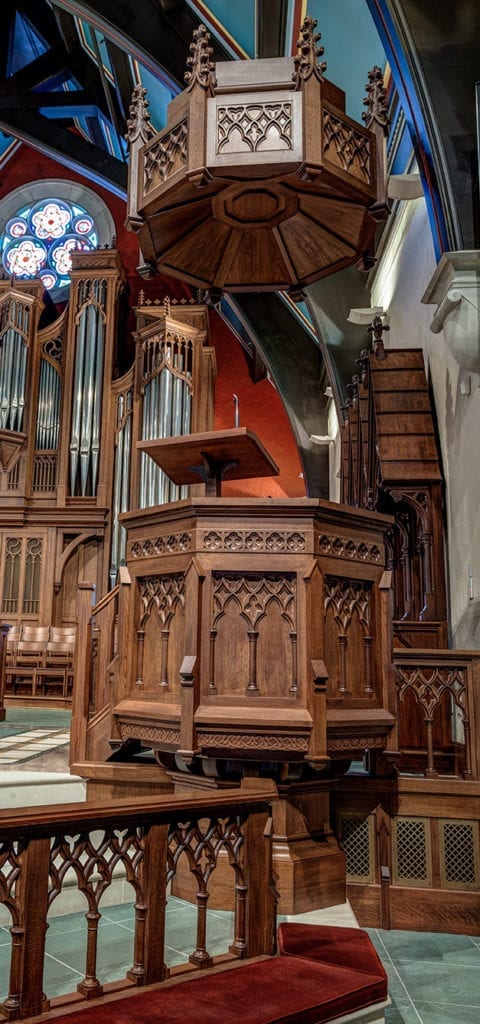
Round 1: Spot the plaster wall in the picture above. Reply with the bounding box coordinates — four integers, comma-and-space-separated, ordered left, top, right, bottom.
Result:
371, 197, 480, 647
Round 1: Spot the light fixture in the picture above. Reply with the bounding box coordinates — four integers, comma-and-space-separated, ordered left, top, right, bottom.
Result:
347, 306, 386, 325
310, 434, 334, 445
387, 174, 423, 200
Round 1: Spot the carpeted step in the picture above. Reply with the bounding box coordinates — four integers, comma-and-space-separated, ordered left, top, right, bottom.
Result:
51, 924, 388, 1024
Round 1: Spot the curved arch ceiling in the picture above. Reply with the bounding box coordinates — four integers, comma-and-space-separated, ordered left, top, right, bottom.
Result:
0, 1, 476, 494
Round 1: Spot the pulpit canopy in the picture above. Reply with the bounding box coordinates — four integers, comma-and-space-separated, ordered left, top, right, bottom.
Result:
126, 18, 389, 295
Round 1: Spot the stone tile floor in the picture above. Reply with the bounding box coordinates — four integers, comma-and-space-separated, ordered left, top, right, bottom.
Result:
0, 707, 71, 770
367, 928, 480, 1023
1, 896, 479, 1022
1, 707, 479, 1022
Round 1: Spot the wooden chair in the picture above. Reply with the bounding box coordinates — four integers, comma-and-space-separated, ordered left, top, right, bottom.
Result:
5, 624, 21, 665
14, 625, 50, 695
42, 626, 76, 696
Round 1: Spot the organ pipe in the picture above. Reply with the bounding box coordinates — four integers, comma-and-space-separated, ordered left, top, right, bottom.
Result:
138, 327, 195, 508
70, 305, 86, 489
70, 281, 106, 496
36, 359, 61, 450
0, 327, 27, 431
110, 388, 133, 586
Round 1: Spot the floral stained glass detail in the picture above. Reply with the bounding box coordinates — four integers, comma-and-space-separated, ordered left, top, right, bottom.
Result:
1, 197, 98, 294
31, 201, 71, 239
5, 238, 47, 275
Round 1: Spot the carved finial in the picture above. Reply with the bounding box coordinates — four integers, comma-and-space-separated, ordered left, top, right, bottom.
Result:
362, 66, 389, 133
293, 16, 327, 87
185, 24, 217, 92
368, 314, 389, 359
138, 289, 145, 305
163, 295, 171, 317
126, 85, 155, 145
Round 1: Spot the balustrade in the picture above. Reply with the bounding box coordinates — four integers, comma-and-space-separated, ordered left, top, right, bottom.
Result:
392, 649, 480, 779
0, 784, 275, 1020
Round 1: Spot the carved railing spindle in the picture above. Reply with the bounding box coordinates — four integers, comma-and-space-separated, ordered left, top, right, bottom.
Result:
4, 923, 23, 1018
78, 910, 103, 998
190, 889, 213, 968
229, 882, 248, 958
127, 896, 148, 984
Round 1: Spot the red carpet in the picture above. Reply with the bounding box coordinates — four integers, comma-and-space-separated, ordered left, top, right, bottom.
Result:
54, 925, 388, 1024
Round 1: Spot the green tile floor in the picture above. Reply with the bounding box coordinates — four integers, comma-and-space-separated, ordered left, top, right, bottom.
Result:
367, 928, 480, 1023
1, 897, 479, 1022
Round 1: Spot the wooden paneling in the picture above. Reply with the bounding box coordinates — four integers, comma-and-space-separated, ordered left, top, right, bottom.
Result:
340, 347, 447, 642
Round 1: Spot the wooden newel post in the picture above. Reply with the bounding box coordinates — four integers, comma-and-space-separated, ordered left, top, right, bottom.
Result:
133, 822, 169, 986
379, 569, 397, 728
16, 837, 50, 1019
70, 582, 96, 765
178, 655, 198, 765
241, 780, 277, 958
110, 566, 132, 724
307, 659, 329, 771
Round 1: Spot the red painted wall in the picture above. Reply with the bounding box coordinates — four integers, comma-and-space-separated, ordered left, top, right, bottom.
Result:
0, 143, 191, 305
0, 144, 305, 498
211, 311, 305, 498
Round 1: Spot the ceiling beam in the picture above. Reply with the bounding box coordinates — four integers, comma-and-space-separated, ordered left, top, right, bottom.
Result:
50, 1, 232, 85
0, 90, 92, 109
256, 0, 289, 58
105, 41, 134, 122
0, 107, 127, 194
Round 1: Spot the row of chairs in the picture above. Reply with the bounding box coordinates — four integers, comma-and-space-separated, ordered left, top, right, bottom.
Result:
5, 624, 76, 699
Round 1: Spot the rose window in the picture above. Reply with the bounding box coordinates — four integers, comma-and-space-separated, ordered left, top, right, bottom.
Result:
1, 198, 98, 293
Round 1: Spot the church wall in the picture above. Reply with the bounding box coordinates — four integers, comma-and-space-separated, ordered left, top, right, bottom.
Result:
370, 196, 480, 647
0, 144, 307, 670
0, 144, 305, 500
211, 311, 306, 498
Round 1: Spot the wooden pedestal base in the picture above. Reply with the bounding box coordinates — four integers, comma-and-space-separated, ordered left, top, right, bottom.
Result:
170, 774, 345, 915
271, 781, 346, 914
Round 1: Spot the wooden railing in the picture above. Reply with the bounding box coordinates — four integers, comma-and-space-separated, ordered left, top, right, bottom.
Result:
70, 568, 132, 766
0, 783, 276, 1021
393, 649, 480, 778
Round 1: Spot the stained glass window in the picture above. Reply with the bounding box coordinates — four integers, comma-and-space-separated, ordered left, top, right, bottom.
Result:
1, 197, 98, 294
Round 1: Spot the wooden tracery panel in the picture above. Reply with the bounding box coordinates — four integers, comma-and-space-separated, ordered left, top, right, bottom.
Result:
324, 575, 375, 700
209, 571, 297, 698
136, 573, 186, 696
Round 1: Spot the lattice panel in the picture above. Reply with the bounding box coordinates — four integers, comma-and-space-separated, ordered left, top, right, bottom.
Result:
392, 817, 431, 887
439, 820, 480, 890
338, 814, 375, 883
